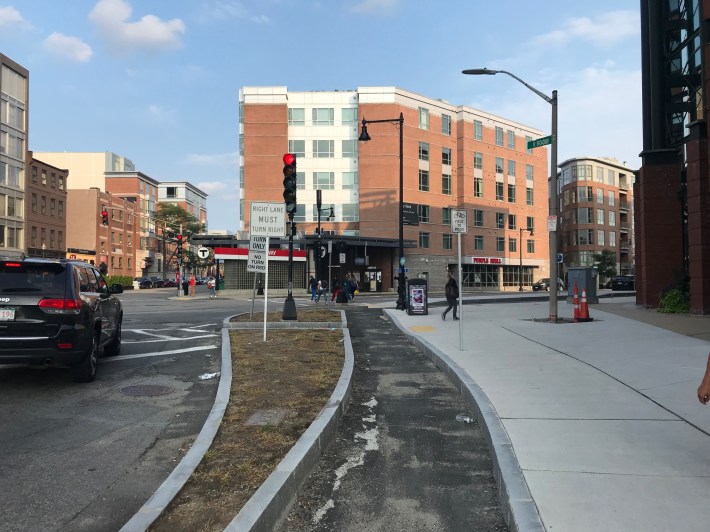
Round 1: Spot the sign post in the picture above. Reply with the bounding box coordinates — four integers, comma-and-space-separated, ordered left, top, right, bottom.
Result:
451, 209, 467, 351
250, 202, 286, 340
526, 135, 553, 149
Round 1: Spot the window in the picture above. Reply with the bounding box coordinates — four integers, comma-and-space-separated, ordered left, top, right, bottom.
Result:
419, 169, 429, 191
607, 169, 616, 186
525, 135, 533, 154
608, 190, 615, 206
474, 176, 483, 198
496, 236, 505, 252
31, 226, 37, 247
32, 166, 37, 183
496, 212, 505, 229
313, 140, 334, 158
41, 196, 46, 214
342, 204, 359, 221
474, 235, 484, 250
474, 120, 483, 141
609, 231, 616, 247
312, 108, 334, 125
419, 142, 429, 161
417, 204, 430, 223
507, 160, 516, 176
507, 183, 516, 203
442, 147, 452, 166
50, 198, 56, 216
341, 107, 357, 124
418, 107, 429, 130
526, 216, 535, 232
443, 234, 453, 249
507, 129, 515, 149
597, 209, 604, 224
41, 170, 47, 185
296, 171, 306, 190
442, 207, 451, 225
442, 114, 451, 136
293, 204, 305, 222
442, 174, 451, 195
598, 230, 605, 246
288, 108, 305, 125
526, 187, 534, 206
609, 211, 616, 226
341, 140, 358, 158
342, 171, 358, 190
418, 232, 430, 248
496, 182, 504, 201
31, 193, 37, 213
474, 151, 483, 170
495, 126, 504, 146
596, 166, 604, 183
508, 214, 517, 229
527, 239, 535, 253
288, 139, 305, 158
597, 188, 604, 204
578, 229, 594, 245
50, 173, 56, 188
495, 157, 504, 174
313, 172, 335, 189
576, 207, 593, 224
526, 164, 534, 180
509, 238, 517, 253
470, 209, 482, 227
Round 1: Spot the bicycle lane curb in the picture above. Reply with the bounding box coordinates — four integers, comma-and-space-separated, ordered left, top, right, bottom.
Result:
384, 309, 545, 532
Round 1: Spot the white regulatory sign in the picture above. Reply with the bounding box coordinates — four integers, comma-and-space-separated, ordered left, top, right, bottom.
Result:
247, 250, 267, 273
197, 247, 210, 259
250, 201, 286, 237
451, 209, 468, 233
249, 235, 268, 252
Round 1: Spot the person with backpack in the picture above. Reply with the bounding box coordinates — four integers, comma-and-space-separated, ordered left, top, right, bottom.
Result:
309, 276, 318, 301
442, 270, 459, 321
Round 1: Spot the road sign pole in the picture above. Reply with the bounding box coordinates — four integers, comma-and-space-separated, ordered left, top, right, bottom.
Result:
458, 232, 463, 351
263, 237, 269, 341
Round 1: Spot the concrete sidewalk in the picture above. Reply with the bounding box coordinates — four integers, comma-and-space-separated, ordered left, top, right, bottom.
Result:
382, 295, 710, 531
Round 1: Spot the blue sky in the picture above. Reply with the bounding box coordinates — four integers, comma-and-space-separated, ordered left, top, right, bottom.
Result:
1, 0, 641, 232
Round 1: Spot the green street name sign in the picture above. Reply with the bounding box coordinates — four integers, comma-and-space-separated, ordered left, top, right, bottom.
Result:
527, 135, 552, 149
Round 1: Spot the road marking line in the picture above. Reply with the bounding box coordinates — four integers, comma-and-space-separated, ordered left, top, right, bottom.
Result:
101, 345, 218, 363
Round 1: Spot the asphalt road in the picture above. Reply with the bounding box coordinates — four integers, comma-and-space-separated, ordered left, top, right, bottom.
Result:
0, 286, 246, 532
281, 306, 507, 532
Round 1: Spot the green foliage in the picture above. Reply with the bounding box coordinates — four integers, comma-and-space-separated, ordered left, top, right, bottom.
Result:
154, 203, 204, 238
105, 275, 134, 288
658, 288, 690, 313
593, 249, 617, 279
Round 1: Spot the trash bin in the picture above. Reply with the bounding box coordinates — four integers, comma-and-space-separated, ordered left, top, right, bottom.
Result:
182, 280, 189, 296
406, 278, 428, 315
566, 267, 599, 304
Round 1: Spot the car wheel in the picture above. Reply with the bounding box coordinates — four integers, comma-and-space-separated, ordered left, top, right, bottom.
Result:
104, 316, 122, 356
72, 333, 98, 383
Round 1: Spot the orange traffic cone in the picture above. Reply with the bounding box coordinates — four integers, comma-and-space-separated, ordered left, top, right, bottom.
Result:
579, 288, 592, 321
573, 281, 580, 322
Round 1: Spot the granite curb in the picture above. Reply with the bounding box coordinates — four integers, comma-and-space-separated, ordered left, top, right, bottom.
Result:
120, 315, 235, 532
384, 309, 545, 532
121, 311, 354, 532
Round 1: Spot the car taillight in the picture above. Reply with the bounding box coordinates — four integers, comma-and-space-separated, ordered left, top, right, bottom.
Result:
38, 298, 83, 314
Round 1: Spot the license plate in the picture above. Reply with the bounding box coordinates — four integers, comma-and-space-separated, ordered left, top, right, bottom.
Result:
0, 308, 15, 321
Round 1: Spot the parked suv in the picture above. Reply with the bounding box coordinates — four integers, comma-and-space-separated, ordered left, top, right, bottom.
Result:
532, 278, 565, 291
0, 258, 123, 383
610, 275, 635, 291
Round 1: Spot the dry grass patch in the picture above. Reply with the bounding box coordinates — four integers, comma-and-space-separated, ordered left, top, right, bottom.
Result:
152, 309, 344, 531
231, 308, 342, 322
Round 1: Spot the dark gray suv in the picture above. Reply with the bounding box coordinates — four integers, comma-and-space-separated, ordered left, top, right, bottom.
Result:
0, 258, 123, 383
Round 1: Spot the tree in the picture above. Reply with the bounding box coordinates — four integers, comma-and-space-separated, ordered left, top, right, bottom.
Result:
153, 203, 204, 237
593, 249, 617, 280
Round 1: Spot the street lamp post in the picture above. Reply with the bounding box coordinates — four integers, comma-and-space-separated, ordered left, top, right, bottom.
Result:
358, 112, 406, 310
519, 226, 533, 291
314, 189, 334, 288
463, 68, 558, 321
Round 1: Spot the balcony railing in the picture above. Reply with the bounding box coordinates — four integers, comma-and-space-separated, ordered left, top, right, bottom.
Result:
619, 223, 629, 232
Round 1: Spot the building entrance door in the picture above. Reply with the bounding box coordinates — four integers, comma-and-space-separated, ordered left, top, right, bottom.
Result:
364, 269, 382, 292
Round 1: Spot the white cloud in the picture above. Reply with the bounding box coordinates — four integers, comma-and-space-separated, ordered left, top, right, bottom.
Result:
0, 5, 32, 31
89, 0, 186, 55
350, 0, 399, 14
43, 33, 93, 63
532, 10, 639, 49
197, 1, 270, 24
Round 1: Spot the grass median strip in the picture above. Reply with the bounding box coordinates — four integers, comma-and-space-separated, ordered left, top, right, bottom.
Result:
151, 309, 344, 531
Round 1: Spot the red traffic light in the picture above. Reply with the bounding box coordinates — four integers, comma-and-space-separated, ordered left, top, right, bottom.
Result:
283, 153, 296, 165
176, 234, 183, 242
101, 210, 108, 217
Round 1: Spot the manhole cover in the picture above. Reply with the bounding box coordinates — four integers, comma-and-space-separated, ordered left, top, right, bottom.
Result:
121, 384, 173, 397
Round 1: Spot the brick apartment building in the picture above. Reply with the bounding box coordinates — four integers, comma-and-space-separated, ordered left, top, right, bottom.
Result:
26, 152, 68, 259
239, 86, 550, 292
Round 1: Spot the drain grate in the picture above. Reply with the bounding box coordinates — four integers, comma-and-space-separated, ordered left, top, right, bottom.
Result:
121, 384, 173, 397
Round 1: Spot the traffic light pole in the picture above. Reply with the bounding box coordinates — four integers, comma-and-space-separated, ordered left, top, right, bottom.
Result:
282, 154, 298, 320
282, 215, 297, 320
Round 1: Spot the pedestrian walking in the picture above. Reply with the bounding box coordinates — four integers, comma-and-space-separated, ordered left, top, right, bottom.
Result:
207, 277, 216, 298
697, 352, 710, 404
309, 276, 318, 301
331, 277, 341, 302
316, 279, 327, 303
189, 273, 196, 296
442, 270, 459, 321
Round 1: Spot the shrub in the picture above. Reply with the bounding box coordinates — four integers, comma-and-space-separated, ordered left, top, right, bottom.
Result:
105, 275, 134, 288
658, 288, 690, 313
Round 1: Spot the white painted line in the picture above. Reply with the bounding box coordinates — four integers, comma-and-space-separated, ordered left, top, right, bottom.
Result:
101, 345, 218, 363
122, 334, 217, 344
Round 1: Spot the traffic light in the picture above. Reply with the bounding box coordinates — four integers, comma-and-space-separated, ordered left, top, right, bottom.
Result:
282, 153, 297, 218
176, 234, 183, 244
176, 234, 183, 262
101, 209, 108, 225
